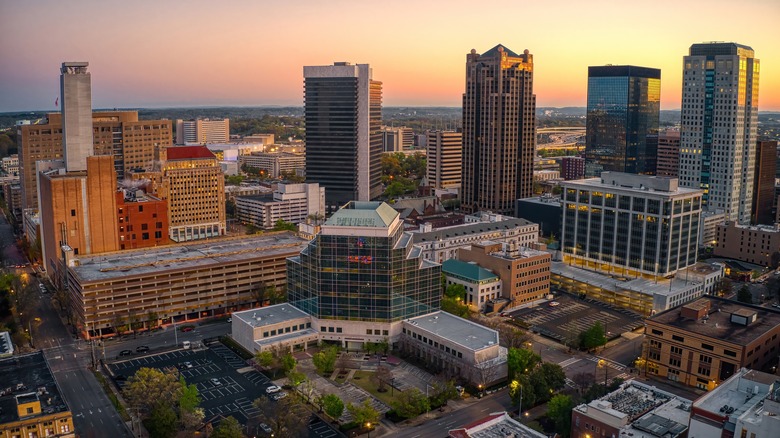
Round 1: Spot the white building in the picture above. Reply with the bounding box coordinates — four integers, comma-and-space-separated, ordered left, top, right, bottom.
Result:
239, 152, 305, 178
175, 118, 229, 145
699, 211, 727, 248
207, 143, 265, 161
1, 154, 19, 176
426, 130, 462, 191
449, 411, 546, 438
678, 43, 759, 224
235, 183, 324, 229
441, 259, 502, 311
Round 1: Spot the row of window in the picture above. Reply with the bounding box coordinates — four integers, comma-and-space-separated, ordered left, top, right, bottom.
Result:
402, 327, 464, 358
262, 322, 311, 338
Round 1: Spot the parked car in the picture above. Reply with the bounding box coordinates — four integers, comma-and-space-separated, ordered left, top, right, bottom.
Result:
210, 378, 222, 386
265, 385, 282, 394
271, 392, 288, 401
259, 423, 272, 434
119, 350, 133, 357
135, 346, 149, 353
182, 341, 191, 349
181, 326, 194, 332
548, 301, 560, 307
182, 361, 193, 369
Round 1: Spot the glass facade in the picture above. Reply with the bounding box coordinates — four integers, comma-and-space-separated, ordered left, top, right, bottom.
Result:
287, 216, 441, 322
586, 66, 661, 176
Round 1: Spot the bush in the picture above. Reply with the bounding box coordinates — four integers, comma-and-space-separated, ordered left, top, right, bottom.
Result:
339, 421, 359, 432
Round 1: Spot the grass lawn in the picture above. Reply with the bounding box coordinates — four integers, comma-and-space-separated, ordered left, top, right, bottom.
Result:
349, 370, 397, 407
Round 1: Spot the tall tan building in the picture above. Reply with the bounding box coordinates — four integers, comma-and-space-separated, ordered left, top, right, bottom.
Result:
160, 146, 226, 242
656, 129, 680, 178
426, 130, 462, 191
461, 45, 536, 214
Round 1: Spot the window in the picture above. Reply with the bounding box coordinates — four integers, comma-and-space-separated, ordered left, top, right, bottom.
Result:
368, 329, 373, 335
336, 327, 342, 333
651, 329, 663, 336
70, 209, 76, 216
724, 350, 737, 357
141, 223, 148, 230
672, 335, 684, 342
701, 343, 714, 351
142, 232, 149, 240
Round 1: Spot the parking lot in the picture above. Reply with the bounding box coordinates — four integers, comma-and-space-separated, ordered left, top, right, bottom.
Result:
511, 295, 644, 344
106, 342, 340, 437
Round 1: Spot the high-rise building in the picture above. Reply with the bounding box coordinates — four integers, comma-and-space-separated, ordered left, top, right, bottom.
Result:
585, 65, 661, 176
175, 118, 229, 145
461, 45, 536, 214
381, 126, 413, 152
304, 63, 382, 206
678, 42, 760, 224
656, 129, 681, 178
160, 146, 226, 242
425, 130, 462, 191
753, 140, 777, 225
60, 62, 93, 172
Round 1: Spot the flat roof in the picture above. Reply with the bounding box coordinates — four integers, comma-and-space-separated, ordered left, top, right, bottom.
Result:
449, 411, 547, 438
0, 331, 13, 356
234, 304, 310, 329
563, 174, 701, 197
406, 311, 499, 352
411, 217, 534, 243
70, 233, 307, 283
442, 259, 498, 282
648, 297, 780, 345
694, 369, 776, 418
0, 352, 69, 424
552, 262, 700, 297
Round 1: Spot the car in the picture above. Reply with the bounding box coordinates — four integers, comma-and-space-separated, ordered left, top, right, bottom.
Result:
271, 391, 288, 401
182, 341, 191, 349
210, 378, 222, 386
182, 361, 193, 369
226, 317, 232, 323
181, 326, 194, 332
548, 301, 560, 307
119, 350, 133, 356
259, 423, 272, 434
135, 346, 149, 353
265, 385, 282, 394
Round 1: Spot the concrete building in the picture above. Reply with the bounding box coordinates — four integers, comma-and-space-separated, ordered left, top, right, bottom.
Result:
1, 155, 18, 176
442, 259, 502, 312
560, 156, 585, 181
206, 143, 265, 161
175, 118, 229, 145
225, 184, 272, 202
753, 140, 777, 225
462, 45, 535, 214
449, 411, 546, 438
304, 63, 382, 206
714, 221, 780, 267
656, 129, 681, 178
516, 195, 562, 238
571, 380, 691, 438
410, 213, 539, 264
65, 233, 306, 337
561, 172, 702, 278
459, 241, 550, 309
235, 183, 324, 229
0, 352, 75, 437
585, 65, 661, 176
160, 146, 225, 242
60, 62, 92, 173
699, 211, 727, 248
643, 296, 780, 389
688, 368, 780, 438
678, 43, 760, 224
2, 182, 22, 222
533, 170, 560, 181
426, 130, 462, 191
116, 187, 169, 250
381, 126, 413, 152
239, 152, 305, 178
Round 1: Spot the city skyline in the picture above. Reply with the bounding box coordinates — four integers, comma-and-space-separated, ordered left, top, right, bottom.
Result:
1, 0, 779, 112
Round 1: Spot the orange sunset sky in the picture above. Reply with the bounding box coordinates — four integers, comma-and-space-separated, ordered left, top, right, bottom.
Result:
1, 0, 778, 112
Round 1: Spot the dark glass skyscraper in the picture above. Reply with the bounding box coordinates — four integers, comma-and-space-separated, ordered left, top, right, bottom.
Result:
585, 65, 660, 176
304, 63, 382, 207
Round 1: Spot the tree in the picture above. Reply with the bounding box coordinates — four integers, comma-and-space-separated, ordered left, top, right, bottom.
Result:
178, 376, 201, 413
578, 321, 607, 351
373, 365, 393, 392
286, 368, 306, 387
254, 396, 307, 438
547, 394, 575, 438
280, 352, 297, 374
441, 296, 470, 318
123, 368, 182, 417
428, 379, 458, 408
737, 285, 753, 304
715, 277, 733, 297
347, 399, 380, 425
473, 358, 500, 390
390, 388, 430, 419
144, 404, 178, 438
211, 416, 243, 438
312, 346, 339, 375
571, 372, 594, 394
507, 347, 540, 380
444, 283, 466, 299
321, 393, 345, 421
255, 350, 274, 368
273, 219, 297, 232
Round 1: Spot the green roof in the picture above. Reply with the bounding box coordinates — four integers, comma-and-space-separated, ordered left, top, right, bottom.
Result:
325, 201, 398, 228
442, 259, 498, 282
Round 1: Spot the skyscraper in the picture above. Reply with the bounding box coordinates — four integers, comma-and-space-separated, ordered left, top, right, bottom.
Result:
585, 65, 660, 176
60, 62, 93, 172
678, 42, 760, 224
426, 130, 462, 191
304, 63, 382, 207
461, 45, 536, 214
753, 140, 777, 225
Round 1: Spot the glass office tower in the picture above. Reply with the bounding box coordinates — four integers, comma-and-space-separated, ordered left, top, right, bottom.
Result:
585, 65, 661, 176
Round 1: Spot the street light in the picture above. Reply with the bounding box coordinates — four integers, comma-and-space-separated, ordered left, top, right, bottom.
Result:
365, 422, 371, 438
597, 359, 608, 387
510, 380, 523, 418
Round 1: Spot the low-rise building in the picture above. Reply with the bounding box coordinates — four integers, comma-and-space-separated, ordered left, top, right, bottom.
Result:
0, 332, 12, 358
239, 152, 305, 178
571, 380, 691, 438
699, 211, 727, 248
533, 170, 560, 181
235, 183, 325, 229
1, 154, 18, 176
714, 221, 780, 267
560, 156, 585, 180
0, 352, 75, 437
515, 195, 562, 239
689, 368, 780, 438
644, 297, 780, 390
116, 188, 170, 250
442, 259, 502, 311
225, 184, 272, 202
449, 411, 546, 438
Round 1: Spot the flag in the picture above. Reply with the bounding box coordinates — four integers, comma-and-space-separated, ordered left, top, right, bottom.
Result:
54, 97, 58, 107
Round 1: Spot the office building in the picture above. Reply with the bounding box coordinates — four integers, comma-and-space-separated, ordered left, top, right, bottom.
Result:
239, 152, 305, 178
116, 187, 169, 250
656, 129, 681, 178
1, 155, 18, 176
678, 42, 760, 224
753, 140, 777, 225
699, 211, 727, 248
585, 65, 661, 176
689, 368, 780, 438
462, 45, 536, 214
381, 126, 413, 152
160, 146, 225, 242
571, 380, 691, 438
175, 118, 229, 145
442, 259, 502, 312
426, 130, 462, 191
643, 296, 780, 389
534, 170, 560, 181
0, 352, 75, 438
65, 233, 306, 337
713, 221, 780, 267
562, 172, 702, 278
235, 183, 324, 229
304, 63, 382, 206
2, 182, 21, 222
560, 156, 585, 180
515, 195, 562, 238
449, 412, 546, 438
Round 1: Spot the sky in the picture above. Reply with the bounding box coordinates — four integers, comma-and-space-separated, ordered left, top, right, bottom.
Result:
1, 0, 779, 112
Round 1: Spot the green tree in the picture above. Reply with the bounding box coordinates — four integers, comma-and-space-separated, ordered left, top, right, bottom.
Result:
507, 347, 541, 380
254, 396, 307, 438
441, 296, 469, 318
273, 219, 297, 232
178, 376, 200, 413
547, 394, 575, 438
737, 285, 753, 304
312, 346, 339, 375
444, 283, 466, 299
578, 321, 607, 351
280, 352, 296, 374
144, 405, 178, 438
346, 399, 381, 425
390, 388, 430, 419
123, 368, 182, 417
225, 175, 245, 186
255, 350, 274, 368
286, 368, 306, 387
321, 393, 345, 420
428, 380, 458, 408
211, 416, 243, 438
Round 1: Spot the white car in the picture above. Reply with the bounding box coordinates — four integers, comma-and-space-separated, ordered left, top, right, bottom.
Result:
210, 378, 221, 386
549, 301, 560, 307
265, 385, 282, 394
271, 392, 288, 401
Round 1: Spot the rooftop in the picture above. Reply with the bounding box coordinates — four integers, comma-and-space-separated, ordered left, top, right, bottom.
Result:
648, 297, 780, 346
563, 172, 702, 197
69, 233, 307, 283
448, 411, 546, 438
411, 217, 534, 243
552, 262, 701, 298
165, 145, 217, 161
0, 332, 12, 357
0, 352, 69, 424
480, 44, 524, 59
324, 201, 398, 228
694, 368, 779, 422
406, 311, 499, 352
233, 304, 311, 329
442, 259, 498, 282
